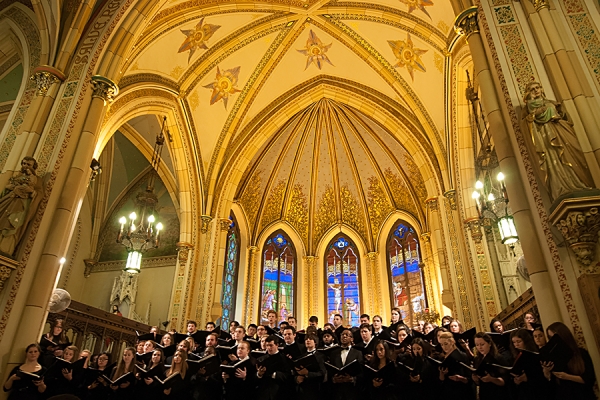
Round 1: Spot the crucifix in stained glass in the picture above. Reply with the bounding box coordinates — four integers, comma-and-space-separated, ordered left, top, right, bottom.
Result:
326, 236, 360, 327
260, 232, 295, 324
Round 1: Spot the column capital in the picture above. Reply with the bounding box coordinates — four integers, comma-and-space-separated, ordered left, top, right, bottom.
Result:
531, 0, 549, 12
248, 245, 259, 253
443, 190, 457, 210
83, 259, 97, 278
464, 217, 483, 243
30, 66, 65, 97
366, 251, 378, 260
421, 232, 431, 242
425, 197, 439, 212
91, 75, 119, 105
550, 196, 600, 273
219, 218, 231, 231
454, 6, 479, 40
303, 255, 318, 261
200, 215, 212, 233
176, 241, 194, 263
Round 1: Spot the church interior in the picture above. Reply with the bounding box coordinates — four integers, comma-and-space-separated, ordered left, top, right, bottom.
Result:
1, 0, 600, 391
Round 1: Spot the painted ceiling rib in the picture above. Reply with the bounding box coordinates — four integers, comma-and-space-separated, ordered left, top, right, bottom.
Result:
251, 108, 312, 240
344, 106, 427, 220
329, 101, 374, 250
308, 105, 323, 255
323, 100, 342, 226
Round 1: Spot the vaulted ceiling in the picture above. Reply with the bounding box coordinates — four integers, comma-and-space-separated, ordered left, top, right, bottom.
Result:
116, 0, 457, 243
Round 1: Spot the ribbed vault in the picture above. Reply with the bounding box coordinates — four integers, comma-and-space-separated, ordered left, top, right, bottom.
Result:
236, 98, 428, 253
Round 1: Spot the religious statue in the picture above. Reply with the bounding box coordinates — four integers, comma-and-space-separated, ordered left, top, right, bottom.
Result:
0, 157, 42, 257
522, 82, 593, 201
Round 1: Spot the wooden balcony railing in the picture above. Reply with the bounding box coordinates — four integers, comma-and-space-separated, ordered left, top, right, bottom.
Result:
45, 300, 155, 361
495, 287, 538, 329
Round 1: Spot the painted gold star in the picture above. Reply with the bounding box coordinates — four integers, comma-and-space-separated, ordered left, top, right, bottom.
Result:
178, 18, 221, 62
388, 34, 428, 81
203, 66, 242, 109
399, 0, 434, 19
297, 30, 334, 70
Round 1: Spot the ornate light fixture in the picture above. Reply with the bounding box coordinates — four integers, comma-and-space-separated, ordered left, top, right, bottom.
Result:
472, 171, 519, 245
116, 117, 168, 274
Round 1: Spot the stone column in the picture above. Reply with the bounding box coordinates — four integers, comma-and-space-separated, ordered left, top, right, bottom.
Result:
419, 232, 441, 318
168, 242, 194, 331
365, 252, 381, 315
6, 76, 118, 366
0, 66, 65, 191
303, 256, 318, 318
425, 197, 455, 314
242, 246, 259, 326
454, 7, 562, 324
523, 0, 600, 179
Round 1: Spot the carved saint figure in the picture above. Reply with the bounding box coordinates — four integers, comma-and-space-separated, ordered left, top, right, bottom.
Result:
523, 82, 593, 201
0, 157, 42, 257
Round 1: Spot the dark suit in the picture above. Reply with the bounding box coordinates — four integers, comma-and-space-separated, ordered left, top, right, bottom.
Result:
354, 338, 379, 359
327, 346, 364, 400
256, 352, 293, 400
294, 350, 325, 400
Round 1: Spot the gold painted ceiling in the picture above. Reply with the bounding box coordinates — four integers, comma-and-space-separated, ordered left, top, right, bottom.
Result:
116, 0, 455, 238
236, 98, 428, 252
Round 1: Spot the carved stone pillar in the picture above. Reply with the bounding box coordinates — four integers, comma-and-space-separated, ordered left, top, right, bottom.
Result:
365, 252, 380, 316
7, 76, 119, 363
168, 242, 193, 331
455, 6, 562, 324
465, 218, 501, 318
419, 232, 439, 317
242, 246, 259, 326
425, 197, 454, 313
303, 256, 318, 318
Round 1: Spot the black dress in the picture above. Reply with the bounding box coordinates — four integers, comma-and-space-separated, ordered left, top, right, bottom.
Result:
551, 348, 596, 400
474, 354, 509, 400
3, 365, 47, 400
437, 349, 475, 400
365, 360, 397, 400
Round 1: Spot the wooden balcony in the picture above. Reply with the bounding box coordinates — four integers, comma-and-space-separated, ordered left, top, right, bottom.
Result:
495, 287, 538, 329
46, 300, 155, 360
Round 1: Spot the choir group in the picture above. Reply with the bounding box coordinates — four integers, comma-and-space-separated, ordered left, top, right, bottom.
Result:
3, 308, 597, 400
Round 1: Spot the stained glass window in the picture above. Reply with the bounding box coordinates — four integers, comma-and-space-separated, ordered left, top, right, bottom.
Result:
259, 231, 295, 324
387, 221, 426, 327
221, 214, 240, 329
325, 236, 361, 327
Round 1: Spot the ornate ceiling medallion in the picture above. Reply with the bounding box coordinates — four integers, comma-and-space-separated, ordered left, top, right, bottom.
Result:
388, 33, 428, 81
399, 0, 434, 19
204, 66, 242, 109
297, 30, 334, 70
178, 18, 221, 62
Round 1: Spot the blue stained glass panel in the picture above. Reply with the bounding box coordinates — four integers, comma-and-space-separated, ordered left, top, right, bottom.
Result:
221, 215, 239, 329
260, 231, 295, 324
326, 236, 361, 327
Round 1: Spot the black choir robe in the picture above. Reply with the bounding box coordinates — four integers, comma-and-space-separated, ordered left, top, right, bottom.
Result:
255, 352, 293, 400
294, 350, 326, 400
327, 346, 363, 400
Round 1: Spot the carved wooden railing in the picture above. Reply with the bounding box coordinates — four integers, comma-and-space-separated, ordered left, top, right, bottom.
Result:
495, 287, 538, 329
46, 300, 154, 361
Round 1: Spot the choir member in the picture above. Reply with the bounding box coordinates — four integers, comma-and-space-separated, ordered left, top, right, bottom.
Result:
256, 335, 293, 400
441, 316, 453, 328
366, 341, 396, 400
266, 310, 279, 332
187, 320, 199, 336
471, 332, 507, 400
372, 316, 390, 341
256, 325, 267, 338
436, 332, 474, 400
399, 338, 435, 398
320, 331, 336, 348
162, 350, 189, 397
332, 314, 345, 339
308, 316, 319, 328
3, 343, 47, 399
490, 319, 505, 334
45, 344, 81, 397
287, 316, 298, 330
359, 314, 370, 325
509, 328, 548, 400
80, 349, 92, 368
295, 333, 325, 400
160, 333, 174, 347
189, 346, 220, 400
327, 329, 363, 400
247, 324, 258, 339
40, 319, 68, 367
222, 341, 256, 400
532, 327, 547, 350
84, 352, 112, 400
355, 323, 377, 361
393, 325, 410, 357
282, 326, 305, 360
424, 322, 434, 335
449, 320, 473, 357
389, 308, 402, 337
135, 348, 164, 400
542, 322, 596, 399
205, 322, 216, 331
108, 346, 136, 399
144, 340, 157, 354
136, 341, 146, 355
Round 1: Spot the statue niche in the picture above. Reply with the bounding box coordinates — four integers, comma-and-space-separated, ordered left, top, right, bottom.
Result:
522, 82, 593, 201
0, 157, 43, 258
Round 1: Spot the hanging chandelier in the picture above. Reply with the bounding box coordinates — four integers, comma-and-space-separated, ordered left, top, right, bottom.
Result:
116, 117, 168, 274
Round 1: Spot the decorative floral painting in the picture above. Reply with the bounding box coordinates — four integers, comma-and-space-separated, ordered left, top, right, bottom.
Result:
204, 66, 242, 109
297, 30, 333, 70
388, 34, 428, 81
178, 18, 221, 62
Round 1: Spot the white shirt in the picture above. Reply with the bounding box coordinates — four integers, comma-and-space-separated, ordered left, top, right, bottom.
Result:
341, 346, 351, 365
